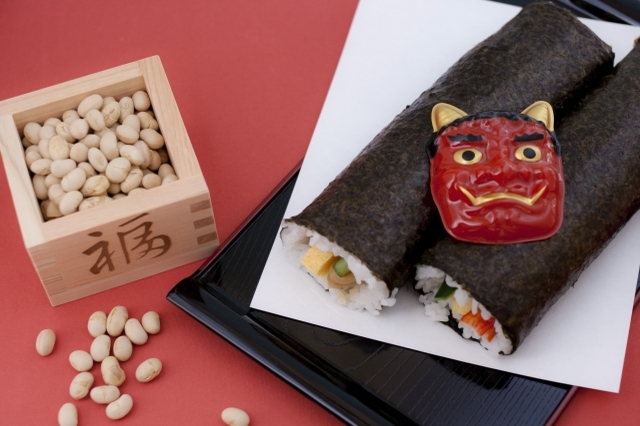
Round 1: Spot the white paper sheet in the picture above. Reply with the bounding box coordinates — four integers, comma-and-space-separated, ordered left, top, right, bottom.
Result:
251, 0, 640, 392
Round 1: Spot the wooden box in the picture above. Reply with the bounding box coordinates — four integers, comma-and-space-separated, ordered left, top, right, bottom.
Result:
0, 56, 219, 305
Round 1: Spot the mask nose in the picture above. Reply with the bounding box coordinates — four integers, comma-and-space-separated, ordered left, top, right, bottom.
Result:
474, 156, 531, 186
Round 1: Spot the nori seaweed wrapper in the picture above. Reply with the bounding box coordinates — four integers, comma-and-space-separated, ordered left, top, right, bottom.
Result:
287, 2, 613, 290
418, 43, 640, 352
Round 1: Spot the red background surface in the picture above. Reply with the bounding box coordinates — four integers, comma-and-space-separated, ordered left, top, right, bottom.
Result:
0, 1, 637, 425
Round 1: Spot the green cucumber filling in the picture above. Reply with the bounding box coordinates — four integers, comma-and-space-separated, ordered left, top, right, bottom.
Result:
434, 280, 456, 301
332, 257, 350, 277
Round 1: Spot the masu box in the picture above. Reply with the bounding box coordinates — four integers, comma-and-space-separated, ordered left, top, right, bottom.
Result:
0, 56, 219, 305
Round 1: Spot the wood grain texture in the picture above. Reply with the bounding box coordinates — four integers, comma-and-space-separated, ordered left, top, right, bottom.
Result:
0, 63, 144, 131
0, 115, 45, 247
139, 56, 202, 178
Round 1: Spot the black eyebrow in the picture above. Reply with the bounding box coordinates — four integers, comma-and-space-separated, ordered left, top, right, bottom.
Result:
514, 133, 544, 142
448, 134, 483, 142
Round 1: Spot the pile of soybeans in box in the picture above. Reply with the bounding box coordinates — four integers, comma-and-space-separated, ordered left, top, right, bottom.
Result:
22, 91, 178, 221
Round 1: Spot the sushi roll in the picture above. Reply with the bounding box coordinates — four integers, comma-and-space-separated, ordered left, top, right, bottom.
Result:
282, 2, 613, 314
416, 42, 640, 354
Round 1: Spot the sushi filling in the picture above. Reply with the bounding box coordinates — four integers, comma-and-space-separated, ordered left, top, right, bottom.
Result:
415, 266, 513, 355
281, 223, 398, 315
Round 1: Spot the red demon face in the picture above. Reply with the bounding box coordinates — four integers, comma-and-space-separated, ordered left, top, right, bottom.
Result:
428, 103, 564, 244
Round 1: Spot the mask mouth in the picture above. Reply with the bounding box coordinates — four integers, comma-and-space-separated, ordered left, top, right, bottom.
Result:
457, 185, 547, 206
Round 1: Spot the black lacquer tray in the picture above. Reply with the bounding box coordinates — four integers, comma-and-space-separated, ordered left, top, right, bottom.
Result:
167, 162, 640, 426
168, 3, 640, 424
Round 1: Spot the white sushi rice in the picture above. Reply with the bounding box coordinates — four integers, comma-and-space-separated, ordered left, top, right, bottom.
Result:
281, 222, 398, 315
415, 265, 513, 355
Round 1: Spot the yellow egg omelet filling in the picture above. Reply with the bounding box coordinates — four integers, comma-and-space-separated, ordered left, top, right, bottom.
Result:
451, 298, 472, 316
300, 246, 336, 276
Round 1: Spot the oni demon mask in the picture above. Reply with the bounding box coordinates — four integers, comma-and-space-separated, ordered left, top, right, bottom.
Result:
427, 101, 564, 244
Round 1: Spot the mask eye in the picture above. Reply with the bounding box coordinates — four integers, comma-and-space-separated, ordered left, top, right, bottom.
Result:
453, 148, 482, 165
515, 146, 542, 162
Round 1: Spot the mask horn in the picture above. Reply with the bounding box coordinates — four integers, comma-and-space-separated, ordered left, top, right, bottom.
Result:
521, 101, 554, 131
431, 103, 467, 132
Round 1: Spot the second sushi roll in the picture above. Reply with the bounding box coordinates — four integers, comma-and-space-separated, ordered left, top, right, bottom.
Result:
416, 41, 640, 354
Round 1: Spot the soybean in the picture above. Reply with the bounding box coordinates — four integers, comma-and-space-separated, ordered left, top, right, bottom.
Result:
120, 168, 143, 194
56, 121, 75, 143
149, 149, 161, 170
40, 125, 57, 140
122, 114, 141, 133
162, 174, 179, 185
158, 163, 175, 179
106, 305, 128, 336
140, 128, 164, 149
87, 311, 107, 337
69, 118, 89, 140
48, 184, 66, 206
80, 134, 100, 149
45, 174, 61, 188
77, 94, 103, 118
24, 122, 42, 144
77, 162, 97, 178
141, 311, 161, 334
99, 132, 119, 160
132, 90, 151, 111
86, 109, 106, 132
101, 101, 121, 127
134, 140, 152, 168
80, 175, 109, 197
50, 159, 77, 178
87, 147, 108, 173
137, 111, 158, 130
90, 334, 111, 362
135, 358, 162, 382
107, 181, 121, 195
118, 97, 134, 123
63, 110, 80, 124
69, 350, 93, 372
35, 329, 56, 356
59, 191, 83, 215
115, 124, 138, 144
105, 157, 132, 183
42, 200, 62, 219
120, 144, 144, 166
25, 150, 43, 168
45, 117, 61, 127
69, 142, 88, 163
124, 318, 148, 345
30, 158, 52, 175
90, 385, 120, 404
60, 168, 86, 192
221, 407, 251, 426
128, 187, 146, 196
58, 402, 78, 426
69, 371, 94, 399
101, 356, 126, 386
38, 139, 51, 159
79, 196, 112, 211
49, 135, 70, 160
113, 335, 133, 361
106, 394, 133, 420
33, 175, 48, 200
